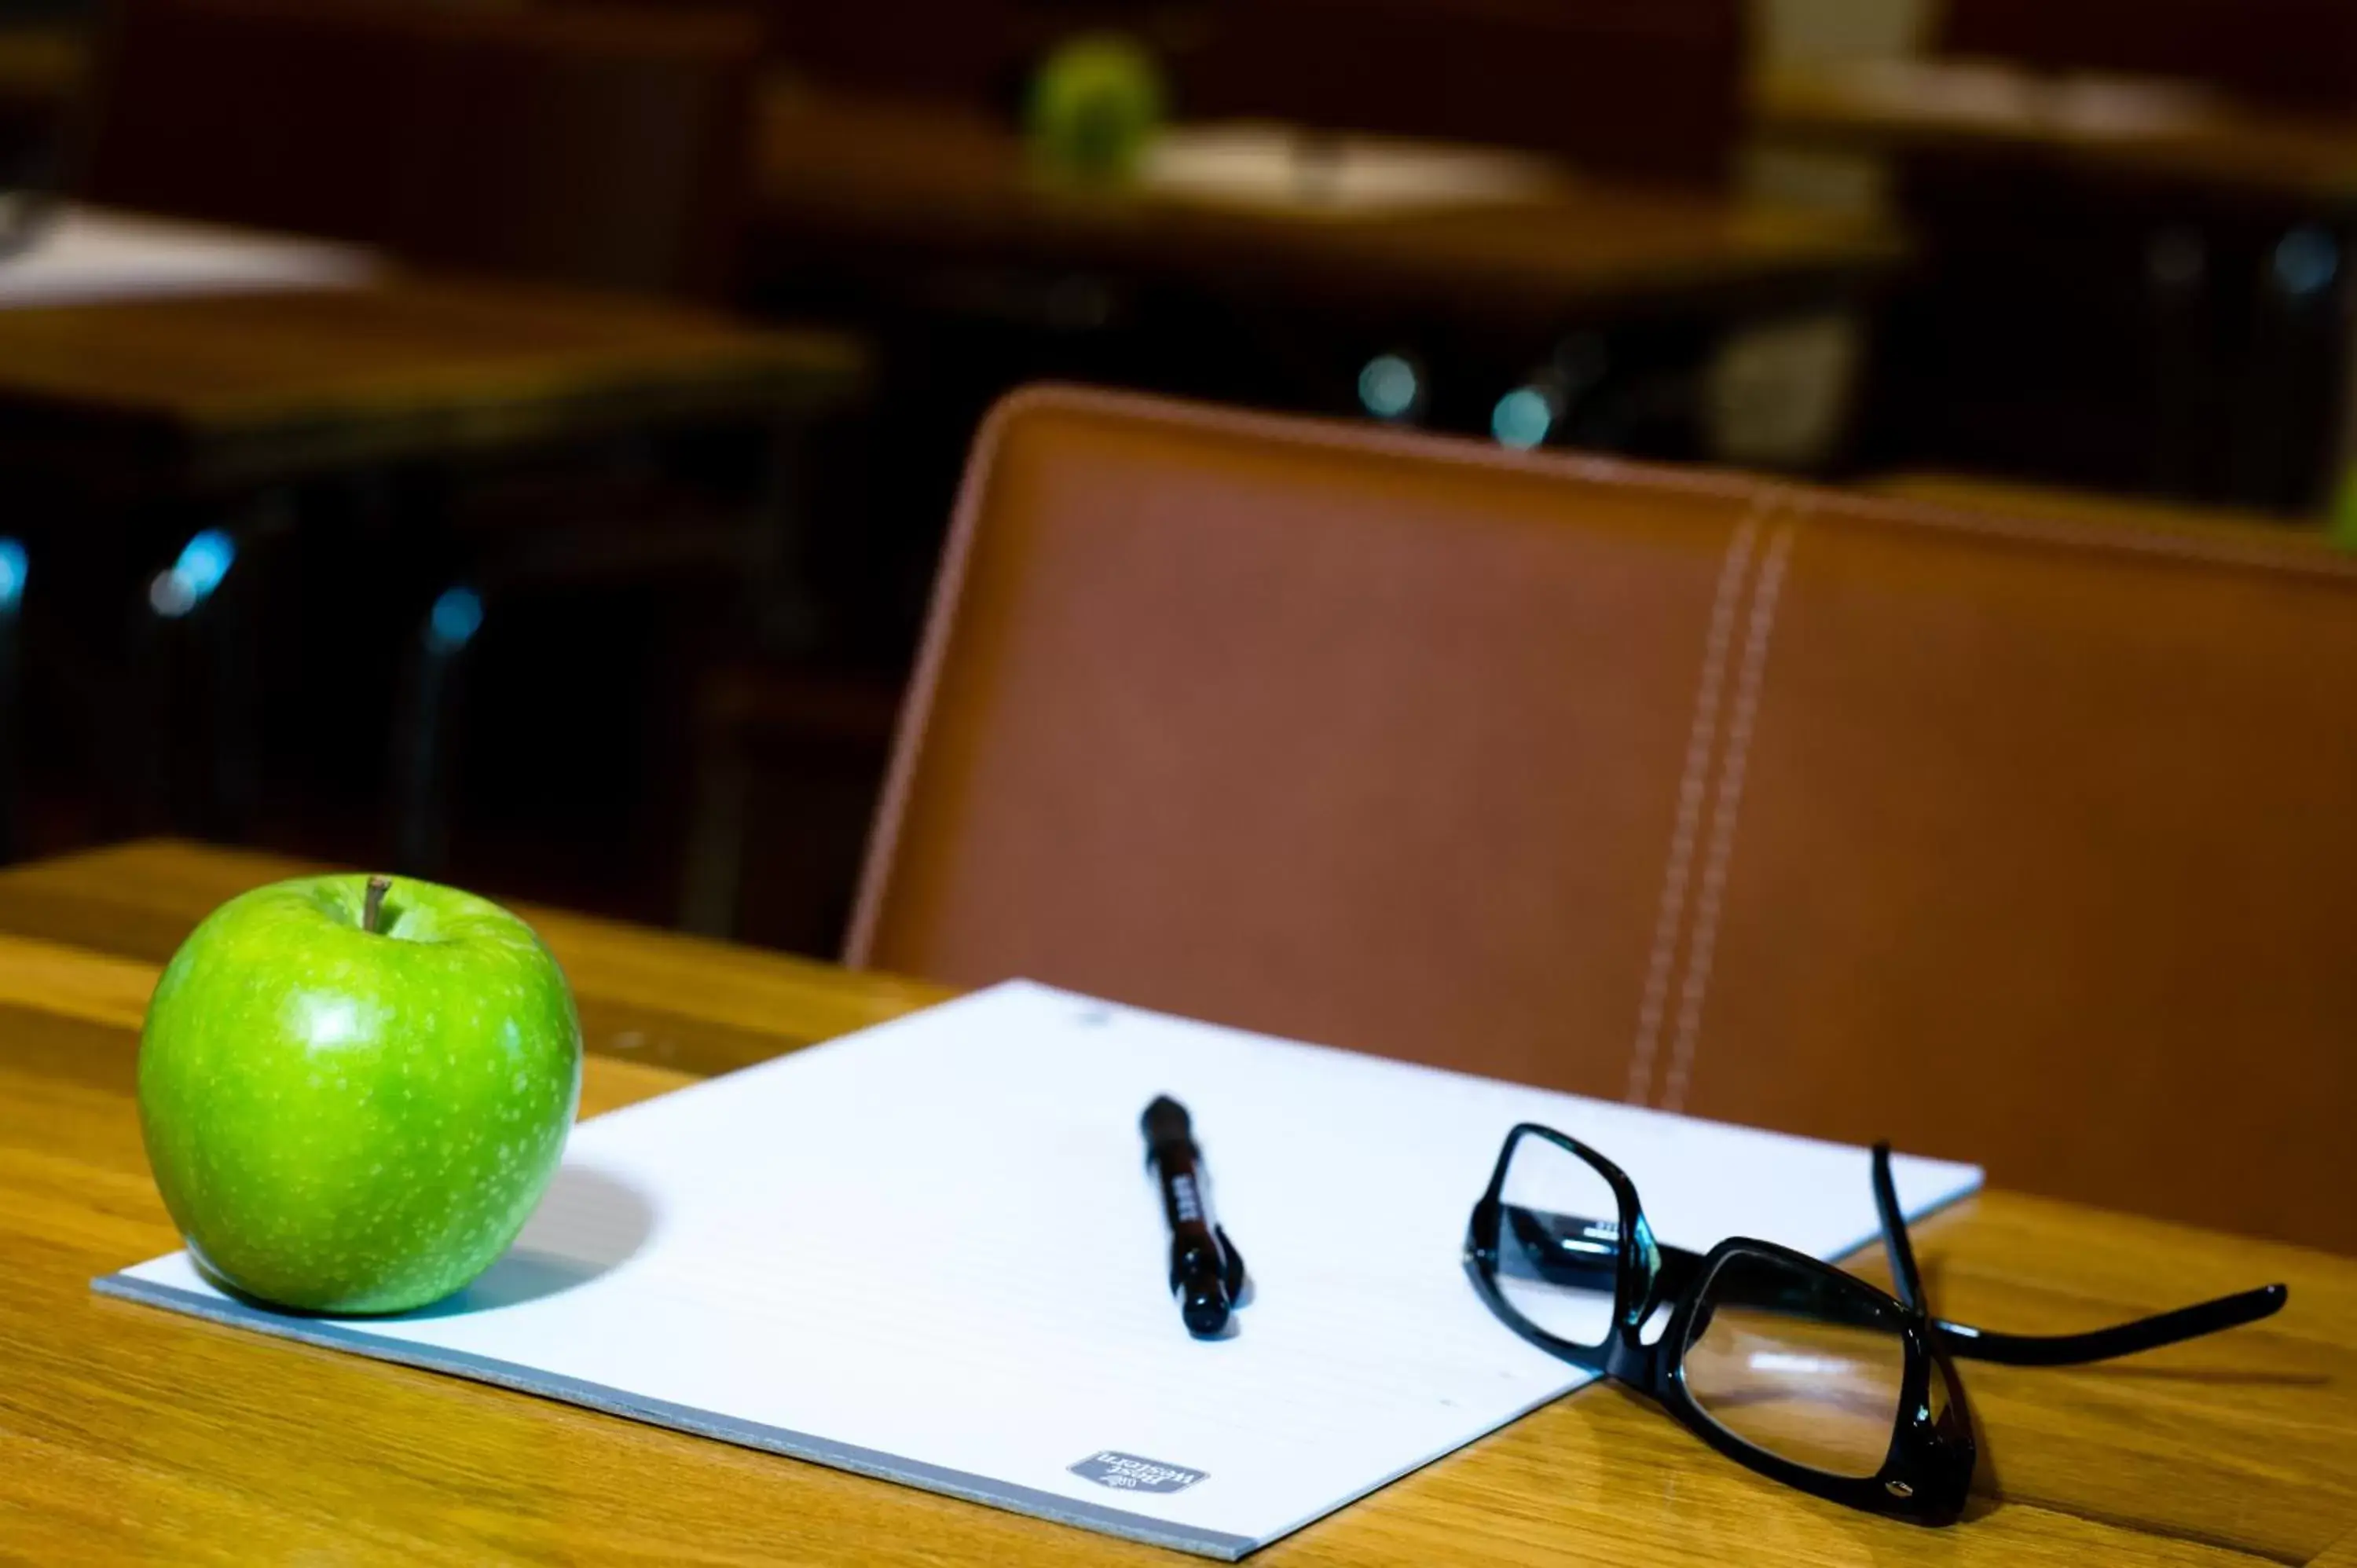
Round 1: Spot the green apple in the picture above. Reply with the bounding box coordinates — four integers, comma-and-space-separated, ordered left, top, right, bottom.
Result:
1027, 32, 1168, 183
137, 874, 581, 1314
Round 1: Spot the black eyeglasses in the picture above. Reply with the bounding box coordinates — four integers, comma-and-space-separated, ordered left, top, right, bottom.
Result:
1463, 1123, 2288, 1523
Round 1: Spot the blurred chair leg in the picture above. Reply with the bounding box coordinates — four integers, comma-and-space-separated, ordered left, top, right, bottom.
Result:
2146, 223, 2209, 500
2235, 223, 2345, 511
674, 665, 900, 948
751, 419, 824, 657
393, 584, 483, 879
125, 577, 171, 835
677, 723, 750, 938
673, 420, 821, 936
203, 557, 262, 841
134, 498, 269, 837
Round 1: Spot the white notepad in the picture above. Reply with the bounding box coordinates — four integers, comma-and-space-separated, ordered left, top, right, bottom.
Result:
98, 981, 1980, 1559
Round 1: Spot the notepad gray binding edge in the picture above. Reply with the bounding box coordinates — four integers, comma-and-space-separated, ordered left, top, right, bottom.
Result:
91, 1273, 1261, 1561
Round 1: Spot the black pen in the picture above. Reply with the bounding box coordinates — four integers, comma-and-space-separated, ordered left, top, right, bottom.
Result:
1142, 1095, 1248, 1337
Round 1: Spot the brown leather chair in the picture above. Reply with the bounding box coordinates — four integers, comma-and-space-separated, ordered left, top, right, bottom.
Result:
852, 386, 2357, 1255
79, 0, 761, 299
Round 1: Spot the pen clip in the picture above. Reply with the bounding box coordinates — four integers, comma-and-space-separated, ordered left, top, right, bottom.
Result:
1214, 1224, 1247, 1301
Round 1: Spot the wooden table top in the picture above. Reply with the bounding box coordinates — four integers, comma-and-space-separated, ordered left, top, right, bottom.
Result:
1754, 58, 2357, 207
753, 86, 1905, 328
0, 264, 868, 493
2, 837, 2353, 1563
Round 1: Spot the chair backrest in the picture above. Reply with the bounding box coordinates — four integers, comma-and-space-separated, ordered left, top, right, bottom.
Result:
1941, 0, 2357, 115
1178, 0, 1747, 187
748, 0, 1745, 187
79, 0, 761, 299
852, 386, 2357, 1254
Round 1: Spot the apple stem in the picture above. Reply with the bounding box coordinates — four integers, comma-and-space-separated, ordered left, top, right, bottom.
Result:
362, 875, 391, 936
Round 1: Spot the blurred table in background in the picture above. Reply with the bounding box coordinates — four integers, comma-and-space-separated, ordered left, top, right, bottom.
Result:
0, 233, 863, 493
2, 838, 2355, 1563
1754, 57, 2357, 515
0, 26, 1899, 313
754, 82, 1904, 338
0, 208, 867, 872
1755, 58, 2357, 206
0, 28, 1904, 336
0, 206, 373, 311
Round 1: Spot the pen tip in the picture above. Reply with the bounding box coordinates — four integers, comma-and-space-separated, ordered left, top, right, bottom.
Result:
1142, 1095, 1189, 1140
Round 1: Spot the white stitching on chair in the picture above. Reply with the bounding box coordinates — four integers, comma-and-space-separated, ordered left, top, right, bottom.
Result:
1660, 520, 1796, 1115
1625, 511, 1761, 1106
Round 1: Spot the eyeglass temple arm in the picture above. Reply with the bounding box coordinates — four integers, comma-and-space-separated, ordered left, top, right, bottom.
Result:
1869, 1141, 1927, 1313
1868, 1141, 2291, 1364
1932, 1284, 2289, 1365
1501, 1195, 2289, 1367
1494, 1204, 1706, 1295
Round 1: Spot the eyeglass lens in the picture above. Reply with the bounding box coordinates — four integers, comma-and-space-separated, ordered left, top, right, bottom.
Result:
1681, 1249, 1908, 1479
1492, 1133, 1622, 1350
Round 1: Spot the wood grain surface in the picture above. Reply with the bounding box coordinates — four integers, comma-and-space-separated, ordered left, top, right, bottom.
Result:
0, 846, 2350, 1564
0, 272, 867, 493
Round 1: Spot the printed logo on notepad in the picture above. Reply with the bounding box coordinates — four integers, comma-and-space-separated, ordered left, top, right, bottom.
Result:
1069, 1451, 1207, 1493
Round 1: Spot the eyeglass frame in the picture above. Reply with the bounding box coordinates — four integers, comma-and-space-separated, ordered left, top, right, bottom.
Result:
1462, 1123, 2288, 1525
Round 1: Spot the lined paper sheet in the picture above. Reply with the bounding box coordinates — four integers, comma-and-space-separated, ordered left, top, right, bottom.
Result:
100, 981, 1979, 1559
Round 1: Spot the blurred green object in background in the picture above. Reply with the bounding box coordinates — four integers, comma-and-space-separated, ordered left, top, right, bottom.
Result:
2333, 466, 2357, 551
1026, 32, 1167, 184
